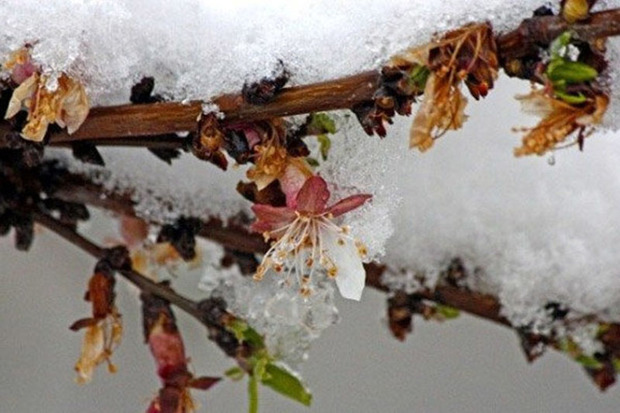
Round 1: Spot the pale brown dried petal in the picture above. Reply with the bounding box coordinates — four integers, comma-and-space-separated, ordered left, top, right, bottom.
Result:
74, 312, 122, 384
514, 89, 609, 157
4, 73, 38, 119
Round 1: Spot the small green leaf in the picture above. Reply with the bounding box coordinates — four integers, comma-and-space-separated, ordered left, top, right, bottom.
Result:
306, 157, 320, 167
575, 355, 604, 369
261, 363, 312, 407
547, 61, 598, 84
227, 320, 265, 349
612, 358, 620, 373
309, 113, 337, 134
317, 134, 331, 161
554, 90, 587, 105
436, 304, 460, 320
225, 366, 246, 381
409, 65, 431, 90
550, 31, 573, 58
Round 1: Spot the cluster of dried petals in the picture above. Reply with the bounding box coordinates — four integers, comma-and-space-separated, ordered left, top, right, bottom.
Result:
394, 23, 498, 151
514, 88, 609, 156
245, 118, 292, 189
142, 290, 219, 413
4, 71, 90, 142
71, 269, 122, 384
251, 175, 371, 300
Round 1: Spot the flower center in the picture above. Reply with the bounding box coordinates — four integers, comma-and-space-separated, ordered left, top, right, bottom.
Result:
254, 212, 367, 296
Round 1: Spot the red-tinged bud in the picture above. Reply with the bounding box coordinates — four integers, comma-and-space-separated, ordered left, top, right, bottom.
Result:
88, 271, 115, 320
148, 314, 188, 380
141, 287, 219, 413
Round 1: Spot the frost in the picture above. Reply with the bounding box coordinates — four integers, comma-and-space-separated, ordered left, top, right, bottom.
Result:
198, 241, 339, 368
6, 0, 620, 349
2, 0, 559, 106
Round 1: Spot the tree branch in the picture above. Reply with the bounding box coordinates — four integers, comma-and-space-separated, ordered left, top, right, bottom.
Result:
46, 173, 576, 337
28, 8, 620, 146
31, 209, 250, 362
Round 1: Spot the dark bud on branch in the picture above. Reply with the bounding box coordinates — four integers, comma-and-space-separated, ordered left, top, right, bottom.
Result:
157, 217, 203, 261
242, 61, 290, 105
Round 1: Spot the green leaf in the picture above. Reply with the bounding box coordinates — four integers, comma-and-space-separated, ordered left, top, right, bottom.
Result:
225, 366, 246, 381
227, 320, 265, 349
549, 31, 573, 58
317, 134, 331, 161
575, 355, 604, 369
547, 61, 598, 84
436, 304, 460, 320
409, 65, 431, 90
612, 358, 620, 373
309, 113, 337, 134
261, 363, 312, 407
306, 157, 320, 167
554, 90, 587, 105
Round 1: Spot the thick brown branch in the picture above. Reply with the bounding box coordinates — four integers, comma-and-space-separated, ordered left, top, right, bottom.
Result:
36, 8, 620, 146
46, 174, 532, 331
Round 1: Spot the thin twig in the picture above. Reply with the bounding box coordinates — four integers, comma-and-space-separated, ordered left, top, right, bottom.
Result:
33, 210, 206, 324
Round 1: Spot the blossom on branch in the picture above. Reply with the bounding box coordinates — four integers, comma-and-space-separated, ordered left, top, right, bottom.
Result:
514, 88, 609, 156
70, 267, 122, 384
251, 175, 371, 300
392, 23, 498, 151
4, 72, 89, 142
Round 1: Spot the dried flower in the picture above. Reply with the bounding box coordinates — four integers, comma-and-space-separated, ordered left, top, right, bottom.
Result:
514, 88, 609, 156
192, 113, 228, 170
71, 269, 122, 384
73, 309, 123, 384
393, 23, 498, 151
251, 176, 371, 300
245, 118, 314, 192
4, 72, 90, 142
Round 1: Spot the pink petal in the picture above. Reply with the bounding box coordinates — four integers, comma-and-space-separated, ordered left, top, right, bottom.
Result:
279, 161, 311, 208
250, 204, 296, 233
295, 176, 330, 214
328, 194, 372, 217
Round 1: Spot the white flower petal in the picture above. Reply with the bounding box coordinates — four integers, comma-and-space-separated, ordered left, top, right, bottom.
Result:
321, 230, 366, 301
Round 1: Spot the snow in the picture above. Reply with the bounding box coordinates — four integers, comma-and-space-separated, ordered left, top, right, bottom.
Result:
4, 0, 620, 355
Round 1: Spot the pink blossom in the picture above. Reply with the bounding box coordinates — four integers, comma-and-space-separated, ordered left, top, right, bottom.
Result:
251, 176, 371, 300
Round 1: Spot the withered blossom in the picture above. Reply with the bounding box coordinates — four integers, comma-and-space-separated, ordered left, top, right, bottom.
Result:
514, 88, 609, 156
192, 112, 229, 170
251, 175, 371, 300
4, 71, 90, 142
71, 267, 122, 384
392, 23, 498, 151
244, 118, 314, 192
